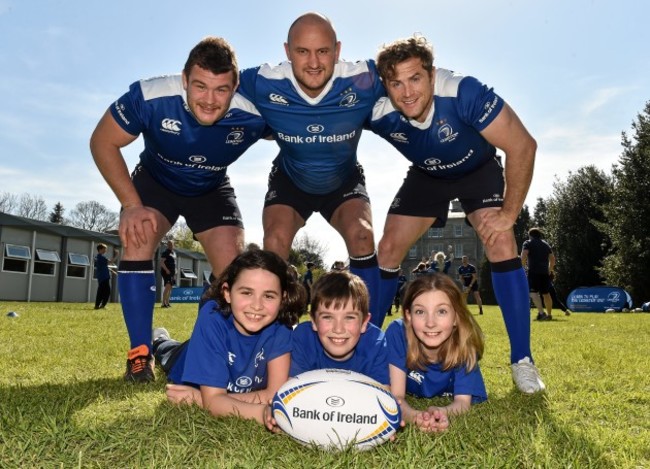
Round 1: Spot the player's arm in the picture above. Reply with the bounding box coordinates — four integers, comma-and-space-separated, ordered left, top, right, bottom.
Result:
90, 110, 158, 249
520, 248, 529, 268
477, 103, 537, 243
548, 252, 556, 273
470, 272, 478, 287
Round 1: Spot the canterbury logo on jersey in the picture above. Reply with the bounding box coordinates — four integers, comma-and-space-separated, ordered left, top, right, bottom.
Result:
269, 93, 289, 105
389, 132, 409, 143
161, 118, 182, 134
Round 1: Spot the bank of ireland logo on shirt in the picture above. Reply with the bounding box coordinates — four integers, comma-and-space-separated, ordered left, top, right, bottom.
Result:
161, 118, 182, 135
307, 124, 324, 134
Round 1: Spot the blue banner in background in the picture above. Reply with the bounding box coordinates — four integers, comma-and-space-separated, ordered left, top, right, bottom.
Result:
566, 286, 633, 312
170, 287, 203, 303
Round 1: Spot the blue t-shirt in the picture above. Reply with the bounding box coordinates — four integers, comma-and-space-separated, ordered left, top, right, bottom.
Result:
290, 321, 389, 385
110, 74, 269, 196
385, 319, 487, 403
522, 238, 553, 274
238, 60, 385, 194
428, 259, 452, 274
458, 264, 478, 286
94, 253, 110, 282
369, 68, 504, 179
169, 300, 292, 392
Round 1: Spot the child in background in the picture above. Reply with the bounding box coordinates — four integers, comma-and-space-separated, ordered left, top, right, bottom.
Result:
153, 249, 306, 428
291, 270, 389, 385
385, 273, 486, 432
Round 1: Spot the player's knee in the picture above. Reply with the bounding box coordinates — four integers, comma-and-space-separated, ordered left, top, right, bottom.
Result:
262, 231, 292, 259
345, 223, 375, 254
378, 236, 405, 266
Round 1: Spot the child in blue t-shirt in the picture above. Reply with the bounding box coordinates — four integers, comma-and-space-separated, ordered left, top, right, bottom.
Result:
153, 249, 306, 427
291, 270, 389, 385
385, 273, 486, 432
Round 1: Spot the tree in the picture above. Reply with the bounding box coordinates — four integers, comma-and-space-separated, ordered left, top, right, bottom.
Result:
513, 204, 532, 251
49, 202, 65, 224
600, 101, 650, 303
68, 201, 119, 232
290, 233, 327, 270
0, 192, 17, 213
545, 166, 613, 298
532, 197, 549, 228
166, 220, 203, 252
17, 193, 48, 220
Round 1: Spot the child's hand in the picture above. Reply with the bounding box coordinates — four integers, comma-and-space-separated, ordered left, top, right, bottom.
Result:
166, 384, 202, 406
263, 403, 282, 433
422, 407, 450, 432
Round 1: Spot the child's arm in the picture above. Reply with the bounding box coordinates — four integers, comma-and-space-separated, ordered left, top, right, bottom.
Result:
389, 365, 439, 432
426, 394, 472, 418
228, 353, 291, 404
200, 386, 267, 425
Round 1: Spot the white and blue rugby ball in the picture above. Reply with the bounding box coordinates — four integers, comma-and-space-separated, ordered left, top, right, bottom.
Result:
272, 368, 401, 451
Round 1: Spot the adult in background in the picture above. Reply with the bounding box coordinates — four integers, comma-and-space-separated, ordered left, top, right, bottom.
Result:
302, 262, 315, 305
369, 35, 544, 393
94, 244, 119, 310
90, 37, 269, 383
521, 228, 556, 321
160, 240, 177, 308
237, 12, 386, 326
458, 256, 484, 315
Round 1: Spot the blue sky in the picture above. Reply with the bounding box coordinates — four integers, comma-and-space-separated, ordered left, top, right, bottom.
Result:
1, 0, 648, 266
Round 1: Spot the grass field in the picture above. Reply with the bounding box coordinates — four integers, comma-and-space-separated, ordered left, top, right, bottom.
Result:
0, 301, 648, 468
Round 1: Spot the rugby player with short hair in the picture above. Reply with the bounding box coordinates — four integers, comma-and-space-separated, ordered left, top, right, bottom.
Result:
90, 37, 269, 383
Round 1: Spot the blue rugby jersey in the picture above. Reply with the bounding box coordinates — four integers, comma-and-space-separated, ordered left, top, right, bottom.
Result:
238, 60, 385, 194
110, 74, 269, 196
369, 68, 504, 179
170, 300, 292, 392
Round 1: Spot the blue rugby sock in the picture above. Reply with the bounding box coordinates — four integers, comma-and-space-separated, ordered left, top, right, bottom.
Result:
118, 260, 156, 353
349, 252, 381, 327
491, 258, 532, 363
377, 267, 400, 328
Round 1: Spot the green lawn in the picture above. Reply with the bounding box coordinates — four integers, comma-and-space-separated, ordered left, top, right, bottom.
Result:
0, 301, 648, 468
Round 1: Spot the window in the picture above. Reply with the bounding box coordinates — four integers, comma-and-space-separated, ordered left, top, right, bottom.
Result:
408, 246, 418, 259
454, 224, 463, 237
429, 244, 443, 256
34, 249, 61, 276
455, 244, 464, 258
427, 228, 443, 238
3, 244, 31, 273
180, 268, 198, 279
6, 244, 31, 259
67, 252, 90, 278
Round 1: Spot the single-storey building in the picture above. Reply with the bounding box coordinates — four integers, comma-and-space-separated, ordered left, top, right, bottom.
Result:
0, 212, 210, 303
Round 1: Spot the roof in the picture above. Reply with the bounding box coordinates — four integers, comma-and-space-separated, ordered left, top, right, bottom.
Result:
0, 211, 121, 245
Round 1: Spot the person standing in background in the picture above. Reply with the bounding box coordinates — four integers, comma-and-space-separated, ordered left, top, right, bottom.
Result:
161, 240, 177, 308
94, 244, 119, 310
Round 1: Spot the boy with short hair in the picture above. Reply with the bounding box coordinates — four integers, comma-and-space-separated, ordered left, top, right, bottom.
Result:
290, 270, 389, 385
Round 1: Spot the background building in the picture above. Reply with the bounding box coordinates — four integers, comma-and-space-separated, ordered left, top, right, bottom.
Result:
0, 212, 209, 303
400, 200, 485, 281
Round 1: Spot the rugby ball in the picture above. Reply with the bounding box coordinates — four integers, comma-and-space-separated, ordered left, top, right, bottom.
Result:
272, 369, 401, 451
